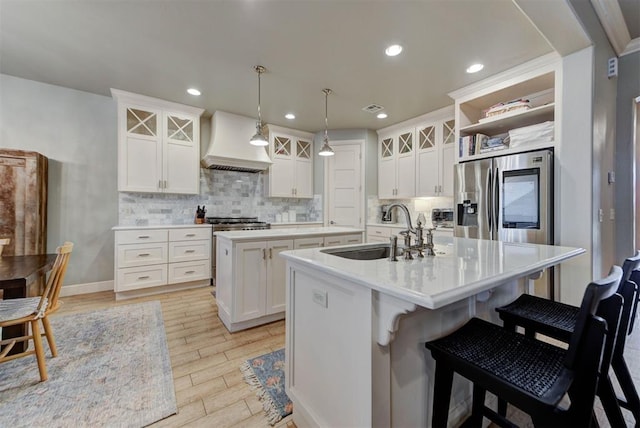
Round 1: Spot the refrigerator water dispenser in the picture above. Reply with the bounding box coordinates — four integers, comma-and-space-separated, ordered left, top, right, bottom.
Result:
457, 200, 478, 227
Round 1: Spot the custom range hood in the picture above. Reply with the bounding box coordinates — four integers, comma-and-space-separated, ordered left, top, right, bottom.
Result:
201, 111, 272, 172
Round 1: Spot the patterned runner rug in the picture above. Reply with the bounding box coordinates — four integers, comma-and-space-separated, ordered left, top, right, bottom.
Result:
241, 348, 293, 425
0, 301, 176, 428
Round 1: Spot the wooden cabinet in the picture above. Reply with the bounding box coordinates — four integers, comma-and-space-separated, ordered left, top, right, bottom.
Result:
114, 226, 211, 299
450, 61, 557, 163
111, 89, 204, 194
266, 125, 314, 198
416, 118, 456, 197
377, 128, 416, 199
0, 150, 47, 257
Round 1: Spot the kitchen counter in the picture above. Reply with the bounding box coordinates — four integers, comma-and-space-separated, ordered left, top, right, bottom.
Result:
282, 238, 585, 427
281, 237, 582, 310
214, 226, 363, 241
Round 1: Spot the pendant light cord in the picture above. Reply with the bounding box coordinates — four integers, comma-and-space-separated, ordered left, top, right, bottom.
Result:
257, 68, 262, 125
324, 90, 329, 140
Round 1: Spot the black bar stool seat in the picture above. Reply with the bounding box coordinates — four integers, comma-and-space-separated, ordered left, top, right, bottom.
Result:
425, 266, 624, 428
496, 251, 640, 426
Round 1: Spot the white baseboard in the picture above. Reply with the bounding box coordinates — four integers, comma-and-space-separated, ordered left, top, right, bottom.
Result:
60, 280, 114, 297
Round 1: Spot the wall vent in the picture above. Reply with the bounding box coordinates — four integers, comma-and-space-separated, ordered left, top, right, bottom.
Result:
362, 104, 384, 113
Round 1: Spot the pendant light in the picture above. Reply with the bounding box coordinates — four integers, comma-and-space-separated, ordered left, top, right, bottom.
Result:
318, 88, 335, 157
249, 65, 268, 146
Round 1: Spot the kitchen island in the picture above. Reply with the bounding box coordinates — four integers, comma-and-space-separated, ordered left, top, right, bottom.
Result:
280, 236, 584, 427
215, 226, 363, 332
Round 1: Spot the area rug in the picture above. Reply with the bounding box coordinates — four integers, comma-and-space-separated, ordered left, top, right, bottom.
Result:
0, 301, 177, 428
241, 348, 293, 425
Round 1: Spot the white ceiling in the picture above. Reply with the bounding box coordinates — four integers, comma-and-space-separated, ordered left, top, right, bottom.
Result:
0, 0, 587, 132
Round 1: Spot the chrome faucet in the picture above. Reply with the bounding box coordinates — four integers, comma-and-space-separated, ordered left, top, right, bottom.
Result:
384, 204, 438, 259
382, 203, 416, 235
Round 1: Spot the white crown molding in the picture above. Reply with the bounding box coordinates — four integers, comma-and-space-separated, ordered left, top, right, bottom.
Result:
621, 37, 640, 56
590, 0, 639, 57
110, 88, 205, 116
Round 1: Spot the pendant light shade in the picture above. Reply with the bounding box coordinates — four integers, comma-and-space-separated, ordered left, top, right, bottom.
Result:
318, 88, 335, 157
250, 65, 269, 146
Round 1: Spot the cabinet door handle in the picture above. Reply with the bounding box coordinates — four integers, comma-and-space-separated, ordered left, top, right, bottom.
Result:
269, 248, 273, 259
138, 235, 150, 239
185, 270, 195, 274
164, 180, 168, 189
185, 249, 195, 253
439, 185, 442, 193
158, 180, 162, 189
138, 253, 150, 257
138, 275, 150, 280
185, 233, 196, 237
262, 249, 266, 259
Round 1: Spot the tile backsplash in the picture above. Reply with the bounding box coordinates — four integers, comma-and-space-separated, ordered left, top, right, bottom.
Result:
118, 168, 322, 226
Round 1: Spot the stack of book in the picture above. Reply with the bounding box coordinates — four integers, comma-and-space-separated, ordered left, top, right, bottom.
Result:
459, 133, 510, 158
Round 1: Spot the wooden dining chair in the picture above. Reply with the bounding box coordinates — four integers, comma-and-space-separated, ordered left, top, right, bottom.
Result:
0, 242, 73, 381
0, 238, 9, 256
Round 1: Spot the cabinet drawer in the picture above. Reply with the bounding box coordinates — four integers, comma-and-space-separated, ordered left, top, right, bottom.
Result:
343, 234, 363, 245
116, 265, 168, 292
323, 236, 344, 247
117, 243, 168, 268
168, 260, 210, 284
367, 226, 392, 237
117, 229, 168, 245
294, 237, 325, 249
168, 239, 211, 263
169, 228, 211, 242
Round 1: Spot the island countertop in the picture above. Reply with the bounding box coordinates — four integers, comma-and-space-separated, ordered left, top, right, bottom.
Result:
214, 226, 364, 241
280, 236, 585, 309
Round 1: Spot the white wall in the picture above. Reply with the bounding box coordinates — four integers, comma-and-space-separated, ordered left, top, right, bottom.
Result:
0, 74, 118, 286
615, 51, 640, 260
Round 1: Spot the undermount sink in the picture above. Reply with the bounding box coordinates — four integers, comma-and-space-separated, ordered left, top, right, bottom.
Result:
321, 244, 391, 260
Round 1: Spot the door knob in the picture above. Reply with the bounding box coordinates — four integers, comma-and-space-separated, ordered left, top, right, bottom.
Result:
330, 221, 336, 225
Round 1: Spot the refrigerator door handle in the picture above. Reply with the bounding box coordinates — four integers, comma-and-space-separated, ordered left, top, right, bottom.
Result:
494, 167, 500, 234
487, 167, 492, 234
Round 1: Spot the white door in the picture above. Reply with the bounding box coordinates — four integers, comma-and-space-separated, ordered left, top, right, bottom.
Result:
327, 143, 362, 227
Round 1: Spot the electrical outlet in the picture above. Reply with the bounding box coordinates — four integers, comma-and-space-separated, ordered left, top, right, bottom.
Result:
599, 208, 604, 223
608, 171, 616, 184
312, 289, 328, 308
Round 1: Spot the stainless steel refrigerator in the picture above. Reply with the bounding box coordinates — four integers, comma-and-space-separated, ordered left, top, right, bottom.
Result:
454, 149, 554, 296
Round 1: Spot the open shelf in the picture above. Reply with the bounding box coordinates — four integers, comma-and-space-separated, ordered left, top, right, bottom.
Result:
459, 103, 555, 136
458, 140, 554, 162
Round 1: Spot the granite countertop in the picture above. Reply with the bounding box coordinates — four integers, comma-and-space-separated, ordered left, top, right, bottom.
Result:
280, 237, 585, 310
112, 224, 212, 231
215, 226, 364, 241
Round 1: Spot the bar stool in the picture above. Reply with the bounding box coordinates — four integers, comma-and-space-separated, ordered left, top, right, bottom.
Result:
496, 251, 640, 426
425, 266, 623, 427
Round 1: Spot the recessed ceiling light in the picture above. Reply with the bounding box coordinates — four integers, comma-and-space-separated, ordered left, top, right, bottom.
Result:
466, 63, 484, 74
385, 44, 403, 57
377, 112, 388, 119
285, 113, 296, 120
187, 88, 201, 96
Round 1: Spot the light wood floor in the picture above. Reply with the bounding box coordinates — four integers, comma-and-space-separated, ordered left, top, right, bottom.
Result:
56, 285, 640, 428
56, 286, 295, 428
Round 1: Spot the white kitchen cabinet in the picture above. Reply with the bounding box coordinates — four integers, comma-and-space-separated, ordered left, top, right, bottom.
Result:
416, 118, 456, 197
112, 89, 204, 194
377, 128, 416, 199
217, 238, 294, 331
113, 225, 211, 299
266, 125, 314, 198
367, 224, 453, 243
216, 229, 364, 332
